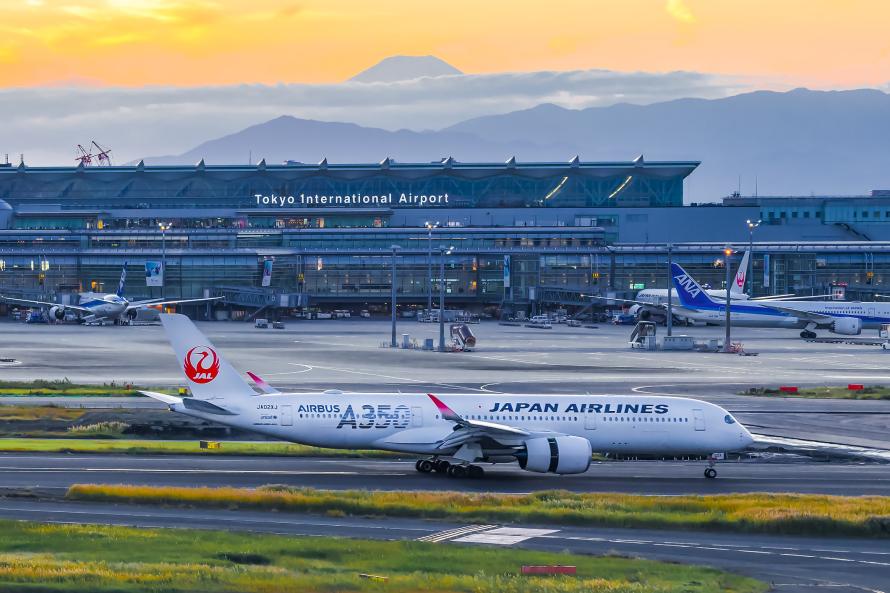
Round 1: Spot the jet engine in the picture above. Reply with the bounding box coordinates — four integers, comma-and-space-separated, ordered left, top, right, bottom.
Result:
516, 435, 592, 474
830, 317, 862, 336
48, 306, 65, 321
126, 309, 139, 321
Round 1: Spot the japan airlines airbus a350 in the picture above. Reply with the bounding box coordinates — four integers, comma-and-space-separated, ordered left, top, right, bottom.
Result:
142, 314, 754, 479
1, 264, 221, 325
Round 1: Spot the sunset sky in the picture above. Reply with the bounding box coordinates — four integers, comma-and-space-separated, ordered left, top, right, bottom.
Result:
0, 0, 888, 88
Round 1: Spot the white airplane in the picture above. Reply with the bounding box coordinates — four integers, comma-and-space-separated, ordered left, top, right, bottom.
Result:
635, 250, 752, 307
1, 263, 221, 325
671, 262, 890, 338
142, 314, 754, 479
598, 251, 804, 324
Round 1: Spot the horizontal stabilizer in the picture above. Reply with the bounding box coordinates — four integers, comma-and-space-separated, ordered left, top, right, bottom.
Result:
139, 390, 182, 405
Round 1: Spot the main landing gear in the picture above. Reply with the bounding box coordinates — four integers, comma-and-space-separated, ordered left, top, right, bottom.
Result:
800, 330, 817, 339
415, 458, 484, 478
704, 455, 718, 479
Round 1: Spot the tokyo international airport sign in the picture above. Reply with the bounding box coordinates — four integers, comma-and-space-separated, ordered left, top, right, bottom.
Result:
254, 193, 450, 207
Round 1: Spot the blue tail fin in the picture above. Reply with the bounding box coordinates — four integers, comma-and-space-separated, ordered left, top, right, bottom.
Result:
117, 262, 128, 297
671, 263, 718, 308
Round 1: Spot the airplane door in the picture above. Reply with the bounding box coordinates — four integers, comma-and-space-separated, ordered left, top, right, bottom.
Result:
411, 406, 423, 427
693, 409, 705, 431
584, 412, 597, 430
280, 405, 293, 426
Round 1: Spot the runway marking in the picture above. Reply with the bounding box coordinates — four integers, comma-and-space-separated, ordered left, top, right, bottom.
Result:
453, 527, 558, 545
0, 467, 407, 477
544, 535, 890, 568
416, 524, 497, 543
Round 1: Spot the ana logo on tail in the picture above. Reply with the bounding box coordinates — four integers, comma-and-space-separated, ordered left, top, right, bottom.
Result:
184, 346, 220, 384
673, 273, 702, 298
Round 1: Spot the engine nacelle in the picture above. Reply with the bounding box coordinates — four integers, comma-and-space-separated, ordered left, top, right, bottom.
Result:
49, 306, 65, 321
517, 436, 592, 474
830, 317, 862, 336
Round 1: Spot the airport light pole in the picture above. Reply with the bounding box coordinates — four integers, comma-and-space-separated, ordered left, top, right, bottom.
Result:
666, 243, 673, 337
723, 247, 733, 353
746, 219, 761, 295
438, 245, 454, 352
425, 221, 438, 315
158, 222, 171, 299
390, 244, 400, 348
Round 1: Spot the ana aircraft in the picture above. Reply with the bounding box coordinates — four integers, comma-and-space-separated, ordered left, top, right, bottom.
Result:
1, 263, 221, 325
671, 261, 890, 338
142, 314, 754, 479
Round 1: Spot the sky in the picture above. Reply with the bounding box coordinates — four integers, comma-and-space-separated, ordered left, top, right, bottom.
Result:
1, 0, 888, 88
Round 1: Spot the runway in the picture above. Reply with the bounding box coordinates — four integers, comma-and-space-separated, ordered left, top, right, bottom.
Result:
2, 453, 888, 496
0, 497, 884, 593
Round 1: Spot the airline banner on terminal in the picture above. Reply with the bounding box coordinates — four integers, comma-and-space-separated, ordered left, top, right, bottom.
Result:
261, 259, 273, 287
145, 261, 163, 287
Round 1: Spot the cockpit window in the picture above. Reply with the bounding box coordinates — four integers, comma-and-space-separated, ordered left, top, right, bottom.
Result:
724, 414, 736, 425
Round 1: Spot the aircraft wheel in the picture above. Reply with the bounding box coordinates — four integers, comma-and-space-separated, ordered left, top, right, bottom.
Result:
447, 465, 467, 478
417, 459, 434, 473
704, 468, 717, 479
434, 460, 450, 473
468, 465, 485, 479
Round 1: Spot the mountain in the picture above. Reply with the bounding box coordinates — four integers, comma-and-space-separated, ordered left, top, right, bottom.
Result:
349, 55, 462, 83
446, 88, 890, 197
142, 115, 545, 166
142, 88, 890, 200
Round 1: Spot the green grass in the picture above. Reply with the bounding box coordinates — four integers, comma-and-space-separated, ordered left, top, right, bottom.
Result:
0, 438, 394, 457
0, 379, 166, 397
741, 385, 890, 399
67, 484, 890, 539
0, 520, 765, 593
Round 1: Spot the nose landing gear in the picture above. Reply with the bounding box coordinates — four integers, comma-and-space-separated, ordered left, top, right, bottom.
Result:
704, 454, 718, 479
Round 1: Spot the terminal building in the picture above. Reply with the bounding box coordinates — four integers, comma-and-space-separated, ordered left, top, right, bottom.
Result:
1, 156, 890, 318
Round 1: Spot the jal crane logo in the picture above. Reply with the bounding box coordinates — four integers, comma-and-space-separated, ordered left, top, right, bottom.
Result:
736, 271, 746, 288
183, 346, 220, 384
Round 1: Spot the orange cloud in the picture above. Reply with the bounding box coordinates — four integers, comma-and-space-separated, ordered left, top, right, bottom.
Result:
0, 0, 887, 88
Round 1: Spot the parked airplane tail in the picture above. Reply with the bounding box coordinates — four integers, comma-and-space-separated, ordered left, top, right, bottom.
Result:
117, 262, 128, 297
160, 313, 255, 401
670, 263, 719, 308
731, 251, 750, 296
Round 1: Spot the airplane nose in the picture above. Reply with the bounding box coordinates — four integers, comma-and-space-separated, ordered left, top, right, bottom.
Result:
740, 427, 755, 447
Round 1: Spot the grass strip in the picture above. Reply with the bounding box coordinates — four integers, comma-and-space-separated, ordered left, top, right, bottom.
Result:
0, 519, 765, 593
0, 379, 177, 397
0, 437, 394, 457
67, 484, 890, 538
741, 385, 890, 399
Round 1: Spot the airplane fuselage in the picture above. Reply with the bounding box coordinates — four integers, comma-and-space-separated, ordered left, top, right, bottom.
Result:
75, 293, 129, 321
680, 299, 890, 329
173, 392, 752, 458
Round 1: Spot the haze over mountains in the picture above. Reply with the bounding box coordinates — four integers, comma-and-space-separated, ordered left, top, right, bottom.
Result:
143, 87, 890, 201
4, 54, 890, 200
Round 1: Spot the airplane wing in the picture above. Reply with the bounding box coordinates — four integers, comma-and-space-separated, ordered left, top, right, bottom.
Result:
757, 304, 835, 324
750, 294, 831, 301
125, 296, 223, 311
0, 295, 93, 313
428, 393, 542, 450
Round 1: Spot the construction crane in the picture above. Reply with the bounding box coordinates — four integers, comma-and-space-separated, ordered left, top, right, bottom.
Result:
75, 144, 93, 166
91, 141, 112, 166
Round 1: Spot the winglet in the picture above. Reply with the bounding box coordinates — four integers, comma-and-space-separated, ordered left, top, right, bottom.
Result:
246, 371, 278, 395
427, 393, 462, 422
